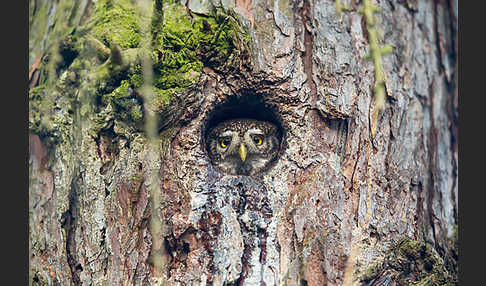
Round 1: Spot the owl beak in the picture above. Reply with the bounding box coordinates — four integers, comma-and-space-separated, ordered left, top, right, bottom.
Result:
238, 143, 247, 162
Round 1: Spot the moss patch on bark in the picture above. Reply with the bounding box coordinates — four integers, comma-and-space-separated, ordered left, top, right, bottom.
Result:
29, 0, 250, 139
359, 238, 457, 285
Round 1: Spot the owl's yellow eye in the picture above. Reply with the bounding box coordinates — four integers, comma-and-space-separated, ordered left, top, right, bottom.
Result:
253, 135, 263, 145
220, 138, 230, 148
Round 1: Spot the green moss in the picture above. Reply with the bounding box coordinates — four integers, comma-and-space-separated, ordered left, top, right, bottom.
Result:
130, 104, 143, 122
153, 87, 174, 107
29, 84, 48, 134
88, 0, 141, 49
30, 270, 48, 285
111, 80, 131, 101
150, 3, 244, 89
97, 0, 248, 125
397, 239, 422, 259
29, 84, 48, 100
29, 0, 249, 139
359, 238, 457, 285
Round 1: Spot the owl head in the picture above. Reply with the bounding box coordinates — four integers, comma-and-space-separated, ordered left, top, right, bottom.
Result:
206, 118, 282, 176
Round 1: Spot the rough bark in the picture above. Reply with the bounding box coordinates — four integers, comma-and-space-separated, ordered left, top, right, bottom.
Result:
29, 0, 458, 285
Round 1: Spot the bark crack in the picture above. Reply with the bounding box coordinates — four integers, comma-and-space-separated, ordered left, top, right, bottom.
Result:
258, 230, 268, 285
433, 0, 455, 87
425, 79, 439, 250
63, 172, 82, 285
350, 133, 362, 194
299, 0, 318, 106
336, 119, 349, 167
433, 1, 445, 81
443, 0, 458, 231
431, 1, 458, 276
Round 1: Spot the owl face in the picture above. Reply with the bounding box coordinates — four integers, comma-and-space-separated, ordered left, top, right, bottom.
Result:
206, 119, 282, 176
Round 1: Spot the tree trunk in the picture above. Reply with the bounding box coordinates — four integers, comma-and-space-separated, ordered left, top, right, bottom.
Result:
29, 0, 458, 285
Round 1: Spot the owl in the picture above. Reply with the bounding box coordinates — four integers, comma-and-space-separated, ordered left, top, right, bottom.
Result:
206, 119, 282, 176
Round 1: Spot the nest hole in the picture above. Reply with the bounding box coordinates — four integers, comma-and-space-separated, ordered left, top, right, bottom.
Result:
202, 94, 287, 173
204, 94, 285, 137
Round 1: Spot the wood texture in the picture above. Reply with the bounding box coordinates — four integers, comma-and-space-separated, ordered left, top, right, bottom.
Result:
29, 0, 458, 284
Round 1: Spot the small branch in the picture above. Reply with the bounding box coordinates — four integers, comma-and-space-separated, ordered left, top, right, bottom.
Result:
151, 0, 164, 44
334, 0, 392, 138
358, 0, 392, 138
